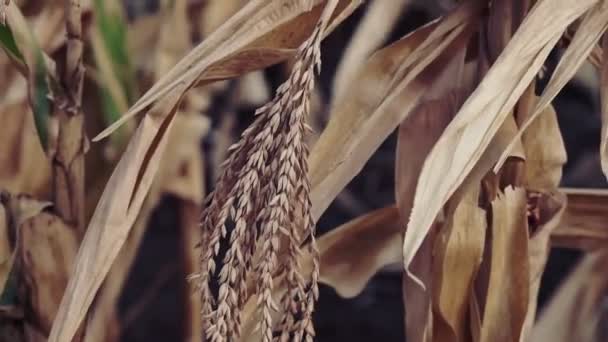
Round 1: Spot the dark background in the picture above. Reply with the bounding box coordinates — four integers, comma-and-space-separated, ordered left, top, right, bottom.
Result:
119, 1, 605, 341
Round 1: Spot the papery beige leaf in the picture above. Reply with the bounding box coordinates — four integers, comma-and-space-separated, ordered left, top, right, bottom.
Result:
553, 188, 608, 251
433, 185, 486, 342
310, 1, 482, 220
521, 103, 567, 191
240, 206, 403, 340
48, 90, 185, 342
0, 193, 51, 295
0, 100, 51, 198
497, 1, 608, 169
95, 0, 361, 140
520, 190, 565, 341
395, 91, 471, 342
313, 206, 403, 297
395, 92, 464, 230
530, 250, 608, 342
50, 2, 364, 340
481, 187, 529, 342
18, 212, 79, 337
404, 225, 437, 342
402, 0, 596, 279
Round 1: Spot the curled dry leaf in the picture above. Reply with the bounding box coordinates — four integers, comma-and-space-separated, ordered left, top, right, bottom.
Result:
17, 212, 79, 337
50, 2, 362, 341
395, 90, 471, 342
530, 250, 608, 342
313, 206, 403, 298
240, 206, 403, 340
553, 188, 608, 251
310, 0, 482, 220
95, 0, 362, 140
520, 190, 566, 341
0, 193, 51, 295
402, 0, 596, 280
520, 103, 567, 191
433, 185, 486, 342
480, 187, 529, 342
497, 1, 608, 169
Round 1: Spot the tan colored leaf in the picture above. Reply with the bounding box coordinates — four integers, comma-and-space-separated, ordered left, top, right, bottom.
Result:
520, 190, 566, 341
310, 1, 481, 220
480, 187, 529, 342
18, 212, 79, 336
240, 206, 403, 340
51, 2, 362, 340
497, 1, 608, 169
433, 185, 486, 342
402, 0, 595, 279
95, 0, 361, 140
521, 103, 567, 191
530, 250, 608, 342
48, 90, 185, 342
0, 100, 52, 198
404, 224, 437, 342
553, 188, 608, 251
0, 193, 51, 296
313, 206, 403, 298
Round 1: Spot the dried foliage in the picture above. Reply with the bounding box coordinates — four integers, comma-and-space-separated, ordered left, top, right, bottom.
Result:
0, 0, 608, 342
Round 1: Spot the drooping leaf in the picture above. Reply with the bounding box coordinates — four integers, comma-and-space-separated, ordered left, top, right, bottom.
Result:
50, 2, 362, 340
497, 1, 608, 169
310, 1, 482, 220
240, 206, 403, 340
94, 0, 363, 141
402, 0, 596, 279
480, 187, 529, 342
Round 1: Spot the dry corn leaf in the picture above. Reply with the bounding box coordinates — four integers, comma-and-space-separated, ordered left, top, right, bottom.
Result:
18, 212, 79, 337
521, 104, 567, 191
95, 0, 361, 140
480, 187, 529, 342
48, 90, 185, 342
0, 193, 50, 296
402, 0, 596, 280
497, 1, 608, 169
433, 185, 486, 342
240, 206, 403, 340
395, 91, 470, 342
51, 2, 361, 340
553, 188, 608, 251
530, 250, 608, 342
312, 206, 403, 298
404, 225, 437, 342
310, 1, 482, 220
0, 99, 51, 198
520, 190, 565, 341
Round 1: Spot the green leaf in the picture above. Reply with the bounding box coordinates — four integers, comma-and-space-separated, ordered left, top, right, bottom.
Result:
32, 52, 50, 150
0, 24, 24, 62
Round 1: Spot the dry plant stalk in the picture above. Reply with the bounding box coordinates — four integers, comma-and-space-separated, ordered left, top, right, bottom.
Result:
53, 0, 86, 232
197, 3, 339, 341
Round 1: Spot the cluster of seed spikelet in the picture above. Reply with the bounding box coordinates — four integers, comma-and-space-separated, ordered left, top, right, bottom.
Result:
197, 22, 324, 342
